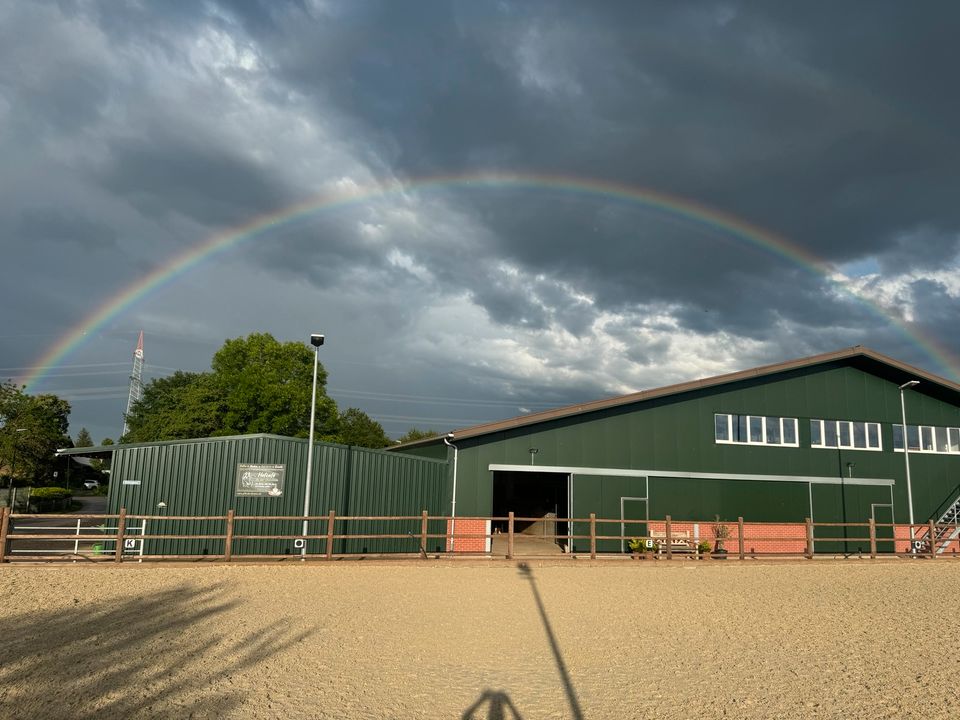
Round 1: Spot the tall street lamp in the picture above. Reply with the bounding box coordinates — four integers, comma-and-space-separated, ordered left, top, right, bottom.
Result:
899, 380, 920, 537
302, 333, 324, 558
5, 428, 27, 509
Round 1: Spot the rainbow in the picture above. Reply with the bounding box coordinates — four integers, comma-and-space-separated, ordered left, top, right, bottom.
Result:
19, 171, 960, 389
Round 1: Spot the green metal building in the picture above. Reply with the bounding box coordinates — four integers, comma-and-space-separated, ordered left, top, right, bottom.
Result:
59, 434, 449, 556
393, 346, 960, 553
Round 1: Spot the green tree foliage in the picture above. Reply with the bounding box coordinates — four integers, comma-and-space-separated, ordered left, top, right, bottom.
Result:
397, 428, 440, 444
0, 381, 72, 487
123, 333, 341, 443
337, 408, 391, 448
74, 427, 94, 447
122, 371, 222, 442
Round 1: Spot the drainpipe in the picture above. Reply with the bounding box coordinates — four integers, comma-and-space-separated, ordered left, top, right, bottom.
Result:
443, 433, 458, 552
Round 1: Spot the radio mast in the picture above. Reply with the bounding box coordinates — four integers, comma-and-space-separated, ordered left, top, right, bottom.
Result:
121, 331, 144, 438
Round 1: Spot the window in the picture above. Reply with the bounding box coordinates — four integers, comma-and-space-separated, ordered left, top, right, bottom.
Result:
810, 420, 822, 446
783, 419, 797, 445
715, 414, 729, 442
714, 414, 799, 447
811, 419, 882, 451
893, 424, 960, 455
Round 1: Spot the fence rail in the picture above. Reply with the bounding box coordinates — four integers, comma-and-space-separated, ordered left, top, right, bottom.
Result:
1, 507, 958, 563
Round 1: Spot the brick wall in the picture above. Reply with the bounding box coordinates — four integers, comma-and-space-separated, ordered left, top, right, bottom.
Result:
645, 521, 807, 555
447, 518, 489, 552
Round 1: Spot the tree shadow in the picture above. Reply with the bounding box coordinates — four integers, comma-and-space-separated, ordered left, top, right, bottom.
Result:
0, 583, 315, 719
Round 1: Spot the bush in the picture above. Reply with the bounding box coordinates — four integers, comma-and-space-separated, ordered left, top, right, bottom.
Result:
30, 487, 72, 500
30, 486, 73, 512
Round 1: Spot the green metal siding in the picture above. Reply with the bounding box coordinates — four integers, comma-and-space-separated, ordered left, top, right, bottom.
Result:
400, 363, 960, 542
106, 434, 448, 556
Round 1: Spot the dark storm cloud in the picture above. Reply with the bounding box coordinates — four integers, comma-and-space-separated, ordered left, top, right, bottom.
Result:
15, 207, 118, 249
5, 0, 960, 441
211, 0, 960, 352
95, 132, 291, 227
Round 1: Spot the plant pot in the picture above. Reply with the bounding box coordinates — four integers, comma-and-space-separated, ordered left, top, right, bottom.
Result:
712, 548, 729, 560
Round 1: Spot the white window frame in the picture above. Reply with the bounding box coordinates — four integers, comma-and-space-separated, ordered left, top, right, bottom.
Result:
892, 424, 960, 455
714, 413, 799, 448
811, 419, 883, 452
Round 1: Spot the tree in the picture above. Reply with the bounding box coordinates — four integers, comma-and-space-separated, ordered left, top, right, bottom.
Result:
0, 381, 72, 489
397, 428, 439, 444
74, 427, 94, 447
123, 333, 340, 443
122, 371, 222, 442
338, 408, 391, 448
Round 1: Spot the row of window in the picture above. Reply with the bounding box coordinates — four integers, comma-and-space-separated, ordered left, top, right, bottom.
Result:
714, 414, 798, 446
714, 414, 960, 455
810, 420, 882, 451
892, 424, 960, 454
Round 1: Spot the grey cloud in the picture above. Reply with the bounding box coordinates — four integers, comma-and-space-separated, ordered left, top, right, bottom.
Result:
15, 207, 118, 249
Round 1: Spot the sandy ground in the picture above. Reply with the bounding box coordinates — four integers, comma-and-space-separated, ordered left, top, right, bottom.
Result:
0, 560, 958, 719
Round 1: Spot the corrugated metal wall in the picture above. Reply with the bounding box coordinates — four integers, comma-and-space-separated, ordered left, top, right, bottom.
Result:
106, 434, 449, 556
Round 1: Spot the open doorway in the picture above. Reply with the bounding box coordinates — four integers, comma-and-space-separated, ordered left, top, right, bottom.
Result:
492, 470, 569, 552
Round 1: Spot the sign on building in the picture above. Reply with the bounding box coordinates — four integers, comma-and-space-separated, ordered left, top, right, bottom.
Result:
235, 463, 286, 497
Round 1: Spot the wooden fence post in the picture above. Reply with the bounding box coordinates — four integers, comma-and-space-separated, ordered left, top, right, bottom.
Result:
869, 518, 877, 559
804, 517, 814, 559
665, 515, 673, 560
325, 510, 335, 560
420, 510, 428, 559
589, 513, 597, 559
0, 507, 9, 564
224, 509, 235, 562
115, 508, 127, 564
737, 517, 745, 560
929, 519, 938, 559
507, 511, 514, 559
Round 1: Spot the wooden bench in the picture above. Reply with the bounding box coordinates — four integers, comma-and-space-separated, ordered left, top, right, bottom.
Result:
650, 530, 696, 553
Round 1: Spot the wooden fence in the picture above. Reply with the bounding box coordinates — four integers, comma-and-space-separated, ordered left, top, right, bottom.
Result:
0, 507, 957, 563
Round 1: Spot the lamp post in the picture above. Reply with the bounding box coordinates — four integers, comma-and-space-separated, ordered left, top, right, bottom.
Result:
899, 380, 920, 538
442, 433, 458, 552
302, 333, 324, 558
5, 428, 27, 509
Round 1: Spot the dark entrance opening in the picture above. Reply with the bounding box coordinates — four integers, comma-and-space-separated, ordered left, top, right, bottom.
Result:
492, 471, 569, 550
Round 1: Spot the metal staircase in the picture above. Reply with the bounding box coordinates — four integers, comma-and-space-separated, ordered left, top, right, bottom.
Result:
931, 494, 960, 554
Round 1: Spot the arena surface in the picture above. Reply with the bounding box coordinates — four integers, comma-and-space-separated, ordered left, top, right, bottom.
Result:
0, 560, 957, 719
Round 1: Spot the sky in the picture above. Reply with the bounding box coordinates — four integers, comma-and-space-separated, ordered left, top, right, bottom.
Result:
3, 0, 960, 444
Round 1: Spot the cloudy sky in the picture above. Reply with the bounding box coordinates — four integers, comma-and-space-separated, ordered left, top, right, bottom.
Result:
3, 0, 960, 444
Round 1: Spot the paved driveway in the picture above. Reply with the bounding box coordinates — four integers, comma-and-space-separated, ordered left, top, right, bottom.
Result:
6, 495, 109, 560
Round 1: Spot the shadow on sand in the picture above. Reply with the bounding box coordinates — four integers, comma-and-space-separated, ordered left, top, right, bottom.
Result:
0, 582, 314, 719
463, 562, 584, 720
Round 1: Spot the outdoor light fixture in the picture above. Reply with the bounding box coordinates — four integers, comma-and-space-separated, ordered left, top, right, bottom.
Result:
302, 333, 324, 558
899, 380, 920, 537
528, 448, 539, 465
443, 433, 458, 552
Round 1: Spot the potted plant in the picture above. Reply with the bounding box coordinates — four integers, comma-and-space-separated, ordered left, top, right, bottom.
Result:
627, 537, 659, 560
697, 539, 712, 559
712, 516, 730, 559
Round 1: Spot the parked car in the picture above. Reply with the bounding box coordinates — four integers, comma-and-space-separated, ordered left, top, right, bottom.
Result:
83, 480, 100, 490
